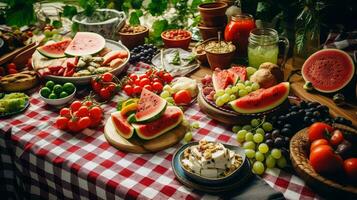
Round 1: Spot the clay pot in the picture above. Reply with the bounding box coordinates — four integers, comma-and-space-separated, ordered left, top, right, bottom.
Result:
198, 2, 228, 27
198, 23, 225, 41
216, 0, 234, 6
119, 26, 149, 50
193, 38, 217, 64
161, 30, 192, 50
205, 42, 236, 70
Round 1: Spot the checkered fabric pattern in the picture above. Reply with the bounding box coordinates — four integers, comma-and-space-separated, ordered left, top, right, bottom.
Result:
0, 90, 321, 200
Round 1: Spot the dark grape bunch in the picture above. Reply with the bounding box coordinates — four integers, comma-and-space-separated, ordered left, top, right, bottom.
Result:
271, 101, 352, 135
264, 128, 290, 159
129, 44, 158, 64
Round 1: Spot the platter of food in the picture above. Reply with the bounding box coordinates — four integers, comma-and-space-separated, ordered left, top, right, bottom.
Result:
0, 93, 30, 118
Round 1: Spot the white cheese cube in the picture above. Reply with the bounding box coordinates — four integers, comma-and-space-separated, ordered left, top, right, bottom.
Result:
200, 168, 218, 178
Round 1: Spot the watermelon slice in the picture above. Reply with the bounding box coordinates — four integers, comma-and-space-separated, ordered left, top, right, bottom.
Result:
302, 49, 355, 93
64, 32, 106, 56
135, 89, 167, 122
229, 66, 248, 84
132, 106, 183, 140
37, 39, 72, 58
229, 82, 289, 113
212, 69, 233, 92
111, 111, 134, 139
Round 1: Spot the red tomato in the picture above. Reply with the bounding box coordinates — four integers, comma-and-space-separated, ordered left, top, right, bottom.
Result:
8, 68, 18, 74
139, 78, 151, 87
138, 74, 148, 79
133, 85, 142, 94
123, 84, 133, 96
310, 139, 329, 152
309, 145, 343, 174
102, 73, 113, 82
92, 81, 102, 93
89, 106, 102, 120
67, 119, 80, 132
129, 73, 138, 81
162, 73, 173, 83
89, 116, 101, 128
70, 101, 82, 112
152, 82, 163, 91
7, 63, 16, 69
83, 101, 93, 107
107, 83, 116, 93
60, 108, 71, 118
100, 87, 111, 100
56, 117, 69, 130
330, 129, 344, 146
308, 122, 334, 142
77, 106, 89, 117
143, 84, 153, 91
152, 78, 162, 83
78, 117, 91, 130
344, 158, 357, 180
173, 90, 192, 105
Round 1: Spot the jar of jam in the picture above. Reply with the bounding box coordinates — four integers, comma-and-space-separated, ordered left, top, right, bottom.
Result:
224, 14, 255, 57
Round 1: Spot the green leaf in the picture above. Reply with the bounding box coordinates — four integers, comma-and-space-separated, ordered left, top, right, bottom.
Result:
52, 20, 62, 29
62, 5, 78, 19
148, 0, 168, 16
131, 0, 143, 9
129, 11, 140, 25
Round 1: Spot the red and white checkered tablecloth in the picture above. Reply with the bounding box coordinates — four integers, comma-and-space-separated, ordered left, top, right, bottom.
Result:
0, 89, 321, 200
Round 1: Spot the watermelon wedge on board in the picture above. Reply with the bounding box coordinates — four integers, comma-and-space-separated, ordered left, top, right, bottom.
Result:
111, 111, 134, 139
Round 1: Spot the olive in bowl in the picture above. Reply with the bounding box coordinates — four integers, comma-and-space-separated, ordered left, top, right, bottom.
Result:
39, 81, 76, 106
161, 29, 192, 50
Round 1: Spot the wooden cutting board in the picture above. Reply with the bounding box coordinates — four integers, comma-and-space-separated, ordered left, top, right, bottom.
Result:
104, 118, 189, 154
290, 75, 357, 128
0, 43, 37, 66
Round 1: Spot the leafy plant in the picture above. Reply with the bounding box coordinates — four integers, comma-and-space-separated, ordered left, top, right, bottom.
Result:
1, 0, 36, 26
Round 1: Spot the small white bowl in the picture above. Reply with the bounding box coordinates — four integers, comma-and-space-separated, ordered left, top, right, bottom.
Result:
39, 88, 76, 106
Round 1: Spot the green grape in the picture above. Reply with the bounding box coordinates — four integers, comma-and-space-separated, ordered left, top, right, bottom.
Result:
255, 152, 265, 162
232, 125, 242, 133
163, 85, 172, 92
231, 86, 239, 93
245, 149, 255, 159
44, 29, 53, 37
253, 133, 264, 143
246, 67, 257, 77
236, 130, 247, 142
244, 80, 252, 86
225, 87, 233, 95
216, 90, 225, 96
255, 128, 265, 135
262, 122, 273, 132
238, 89, 248, 97
191, 122, 199, 129
237, 83, 245, 90
251, 118, 260, 127
215, 97, 225, 107
266, 155, 276, 168
252, 161, 265, 175
251, 82, 260, 90
243, 141, 256, 150
165, 97, 175, 104
221, 94, 230, 103
258, 143, 269, 154
160, 91, 170, 98
242, 125, 252, 131
245, 132, 254, 141
184, 132, 193, 142
213, 93, 219, 100
277, 156, 287, 168
271, 149, 282, 159
182, 118, 189, 126
229, 94, 236, 101
245, 86, 252, 93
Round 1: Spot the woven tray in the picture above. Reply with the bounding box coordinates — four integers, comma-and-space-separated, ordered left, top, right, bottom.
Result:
290, 123, 357, 198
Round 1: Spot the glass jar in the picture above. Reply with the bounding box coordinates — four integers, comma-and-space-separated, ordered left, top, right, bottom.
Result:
248, 28, 289, 68
224, 14, 255, 57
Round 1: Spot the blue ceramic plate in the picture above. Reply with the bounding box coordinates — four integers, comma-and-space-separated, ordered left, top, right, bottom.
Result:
0, 99, 29, 118
172, 142, 253, 193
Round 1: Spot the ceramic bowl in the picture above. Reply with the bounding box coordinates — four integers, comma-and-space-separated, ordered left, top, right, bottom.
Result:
178, 141, 247, 185
205, 41, 236, 70
39, 87, 76, 106
192, 38, 217, 64
161, 30, 192, 49
119, 25, 149, 50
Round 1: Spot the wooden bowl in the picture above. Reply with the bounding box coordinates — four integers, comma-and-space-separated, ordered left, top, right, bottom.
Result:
290, 124, 357, 198
119, 26, 149, 50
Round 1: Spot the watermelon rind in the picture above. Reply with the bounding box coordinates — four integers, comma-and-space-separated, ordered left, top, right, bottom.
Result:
229, 82, 290, 114
135, 89, 167, 123
64, 32, 106, 56
37, 39, 72, 59
212, 70, 232, 92
132, 106, 183, 140
301, 49, 355, 93
111, 111, 134, 139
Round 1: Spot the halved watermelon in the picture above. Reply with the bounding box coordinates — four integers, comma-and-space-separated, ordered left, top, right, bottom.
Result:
111, 111, 134, 139
132, 106, 183, 140
135, 89, 167, 122
37, 39, 72, 58
229, 82, 289, 113
229, 66, 248, 84
212, 69, 233, 92
302, 49, 355, 93
64, 32, 106, 56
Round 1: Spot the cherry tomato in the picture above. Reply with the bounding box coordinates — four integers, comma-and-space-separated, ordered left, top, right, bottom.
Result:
107, 83, 117, 93
330, 129, 344, 146
67, 119, 80, 132
7, 63, 16, 69
100, 87, 111, 100
152, 77, 162, 83
138, 74, 148, 79
163, 73, 173, 83
89, 116, 101, 128
70, 101, 82, 112
129, 74, 138, 81
89, 106, 102, 120
310, 139, 329, 152
92, 81, 102, 93
173, 90, 192, 105
133, 85, 142, 94
78, 116, 91, 130
83, 101, 93, 107
152, 82, 163, 92
56, 117, 69, 130
139, 78, 151, 87
60, 108, 71, 118
77, 106, 89, 117
134, 79, 141, 85
123, 84, 133, 96
309, 145, 343, 174
344, 158, 357, 180
143, 84, 153, 91
8, 68, 17, 74
102, 72, 113, 82
308, 122, 334, 142
156, 70, 164, 78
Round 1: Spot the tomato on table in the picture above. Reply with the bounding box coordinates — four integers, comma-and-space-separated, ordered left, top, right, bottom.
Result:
308, 122, 334, 142
344, 158, 357, 180
310, 139, 329, 152
173, 90, 192, 105
309, 144, 343, 174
